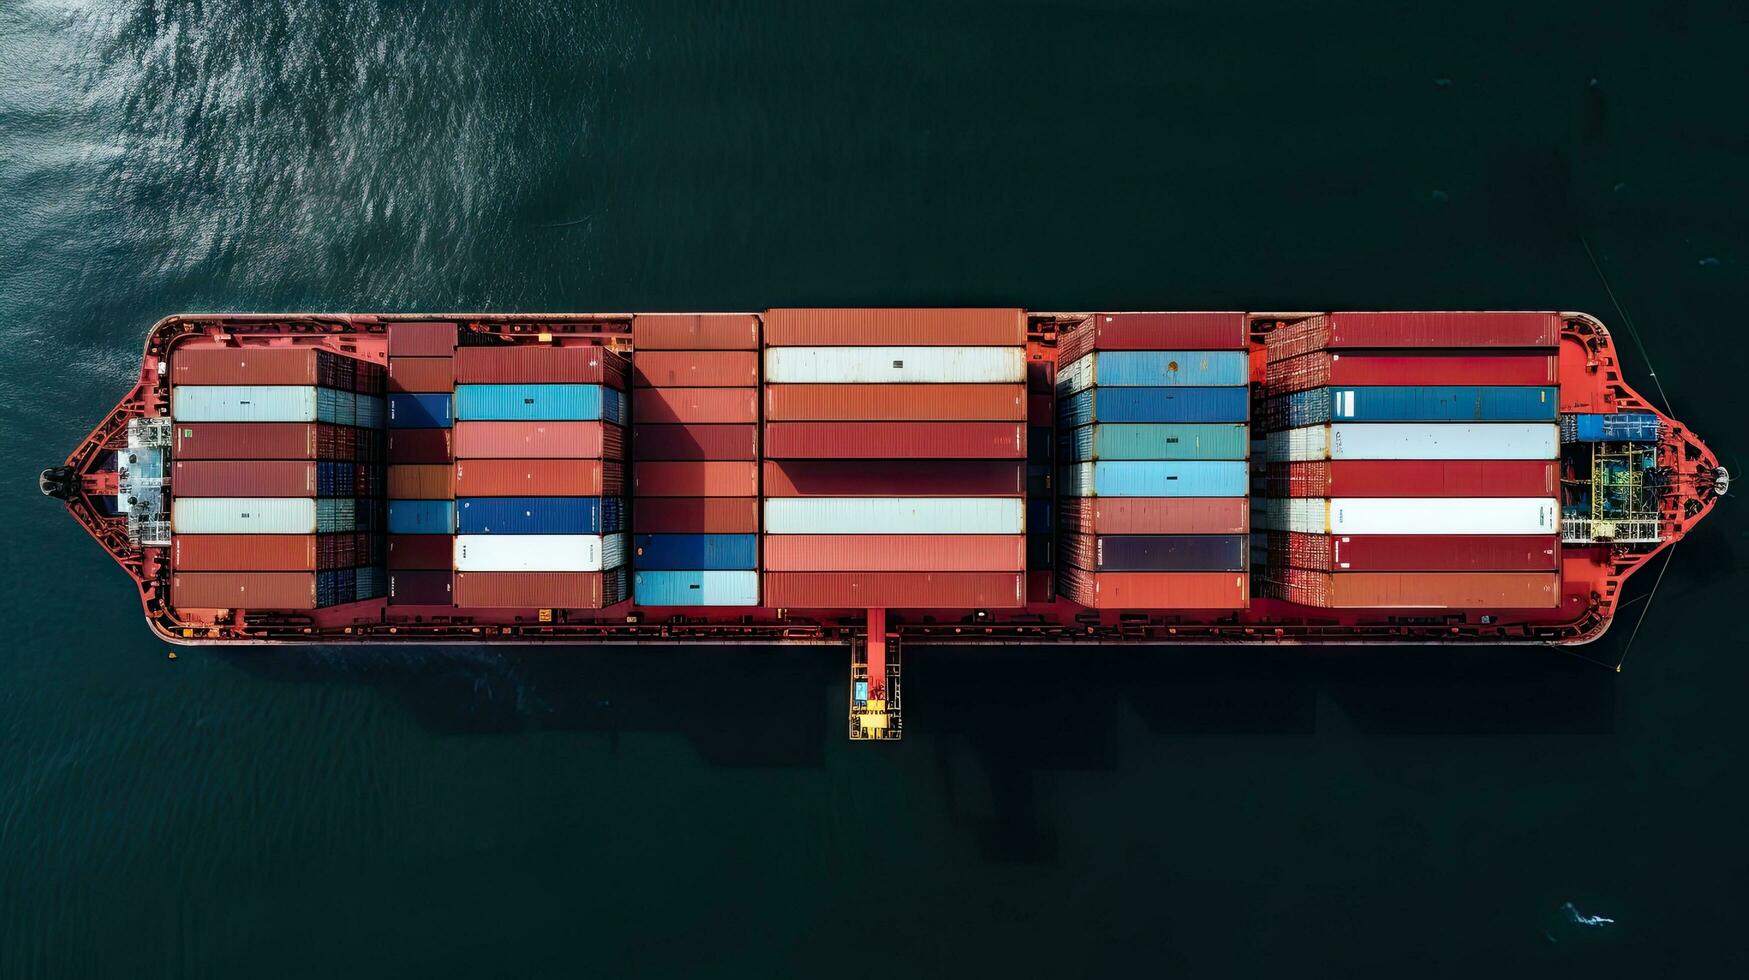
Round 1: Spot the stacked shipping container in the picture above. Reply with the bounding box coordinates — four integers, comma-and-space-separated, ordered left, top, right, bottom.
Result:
451, 342, 630, 609
629, 315, 761, 605
1257, 312, 1564, 608
166, 346, 387, 610
761, 309, 1028, 608
385, 322, 458, 606
1054, 313, 1252, 609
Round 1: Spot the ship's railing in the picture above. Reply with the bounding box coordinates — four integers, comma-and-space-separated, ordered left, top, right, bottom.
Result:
1561, 516, 1662, 544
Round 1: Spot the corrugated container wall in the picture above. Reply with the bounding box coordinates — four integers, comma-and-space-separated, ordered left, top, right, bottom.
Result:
763, 308, 1025, 346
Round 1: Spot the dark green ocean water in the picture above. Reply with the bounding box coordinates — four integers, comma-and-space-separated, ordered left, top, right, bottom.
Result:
2, 1, 1745, 976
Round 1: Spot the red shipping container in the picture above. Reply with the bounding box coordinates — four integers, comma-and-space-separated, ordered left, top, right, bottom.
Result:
388, 428, 454, 464
387, 356, 456, 393
172, 460, 317, 497
387, 321, 459, 357
453, 345, 628, 387
764, 384, 1027, 421
632, 350, 758, 388
170, 572, 316, 610
354, 361, 385, 395
633, 387, 759, 424
764, 422, 1024, 459
763, 459, 1025, 497
1059, 313, 1249, 363
1026, 569, 1054, 604
388, 535, 454, 570
762, 571, 1025, 608
763, 308, 1026, 347
387, 464, 454, 499
1271, 569, 1559, 608
388, 569, 453, 605
453, 459, 619, 496
171, 347, 364, 386
1026, 359, 1055, 394
173, 423, 324, 460
453, 571, 610, 609
171, 535, 317, 571
1267, 460, 1559, 498
1265, 352, 1559, 395
631, 314, 760, 350
763, 534, 1025, 572
633, 497, 759, 533
631, 461, 759, 497
1267, 312, 1560, 360
1058, 567, 1249, 609
454, 421, 623, 460
1056, 497, 1249, 535
632, 423, 757, 461
1266, 533, 1559, 572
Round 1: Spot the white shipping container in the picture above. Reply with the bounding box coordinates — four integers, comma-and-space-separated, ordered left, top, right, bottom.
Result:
763, 347, 1025, 384
764, 497, 1025, 534
1263, 423, 1557, 461
172, 385, 320, 422
454, 534, 622, 572
171, 497, 317, 534
1264, 497, 1561, 535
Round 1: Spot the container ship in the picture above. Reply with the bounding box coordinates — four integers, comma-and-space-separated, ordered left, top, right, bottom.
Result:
42, 310, 1727, 739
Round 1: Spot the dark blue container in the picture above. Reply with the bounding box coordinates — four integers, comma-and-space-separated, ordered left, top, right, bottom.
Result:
1028, 426, 1053, 465
1059, 387, 1249, 426
1028, 499, 1053, 534
1277, 386, 1559, 425
387, 499, 454, 534
1566, 412, 1660, 442
388, 393, 453, 428
456, 496, 608, 534
632, 533, 758, 570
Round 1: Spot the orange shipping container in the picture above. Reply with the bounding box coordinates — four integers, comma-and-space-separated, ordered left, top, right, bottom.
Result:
631, 314, 760, 350
763, 534, 1025, 572
1058, 568, 1250, 609
170, 572, 316, 610
633, 497, 759, 533
632, 351, 759, 387
1056, 497, 1249, 535
1271, 570, 1560, 608
453, 459, 621, 496
387, 464, 454, 499
452, 421, 623, 459
763, 383, 1026, 421
172, 535, 317, 571
763, 308, 1026, 346
453, 571, 617, 609
631, 461, 759, 497
762, 571, 1025, 608
172, 460, 317, 497
764, 422, 1024, 459
632, 387, 759, 424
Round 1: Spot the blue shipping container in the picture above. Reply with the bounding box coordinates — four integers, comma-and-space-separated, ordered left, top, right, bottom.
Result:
455, 496, 617, 534
1058, 387, 1249, 426
1566, 412, 1661, 443
354, 566, 385, 600
453, 384, 626, 423
388, 393, 453, 428
633, 570, 760, 606
387, 499, 455, 534
633, 533, 758, 570
1059, 460, 1248, 497
1061, 423, 1249, 462
1277, 386, 1559, 425
1059, 351, 1248, 392
355, 394, 386, 429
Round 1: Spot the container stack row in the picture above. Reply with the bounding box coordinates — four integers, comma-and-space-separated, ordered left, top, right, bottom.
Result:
384, 322, 459, 607
1054, 313, 1252, 609
760, 309, 1029, 608
628, 315, 762, 606
166, 346, 387, 610
449, 343, 630, 609
1256, 312, 1564, 608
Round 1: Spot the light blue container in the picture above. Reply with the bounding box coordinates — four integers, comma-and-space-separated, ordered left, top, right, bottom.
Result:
387, 499, 455, 534
353, 566, 385, 601
389, 393, 453, 428
453, 384, 626, 423
1061, 423, 1249, 462
171, 385, 344, 423
1279, 386, 1558, 425
633, 570, 760, 606
1057, 386, 1249, 426
1059, 460, 1248, 497
632, 534, 758, 570
1565, 412, 1661, 443
1058, 351, 1248, 393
